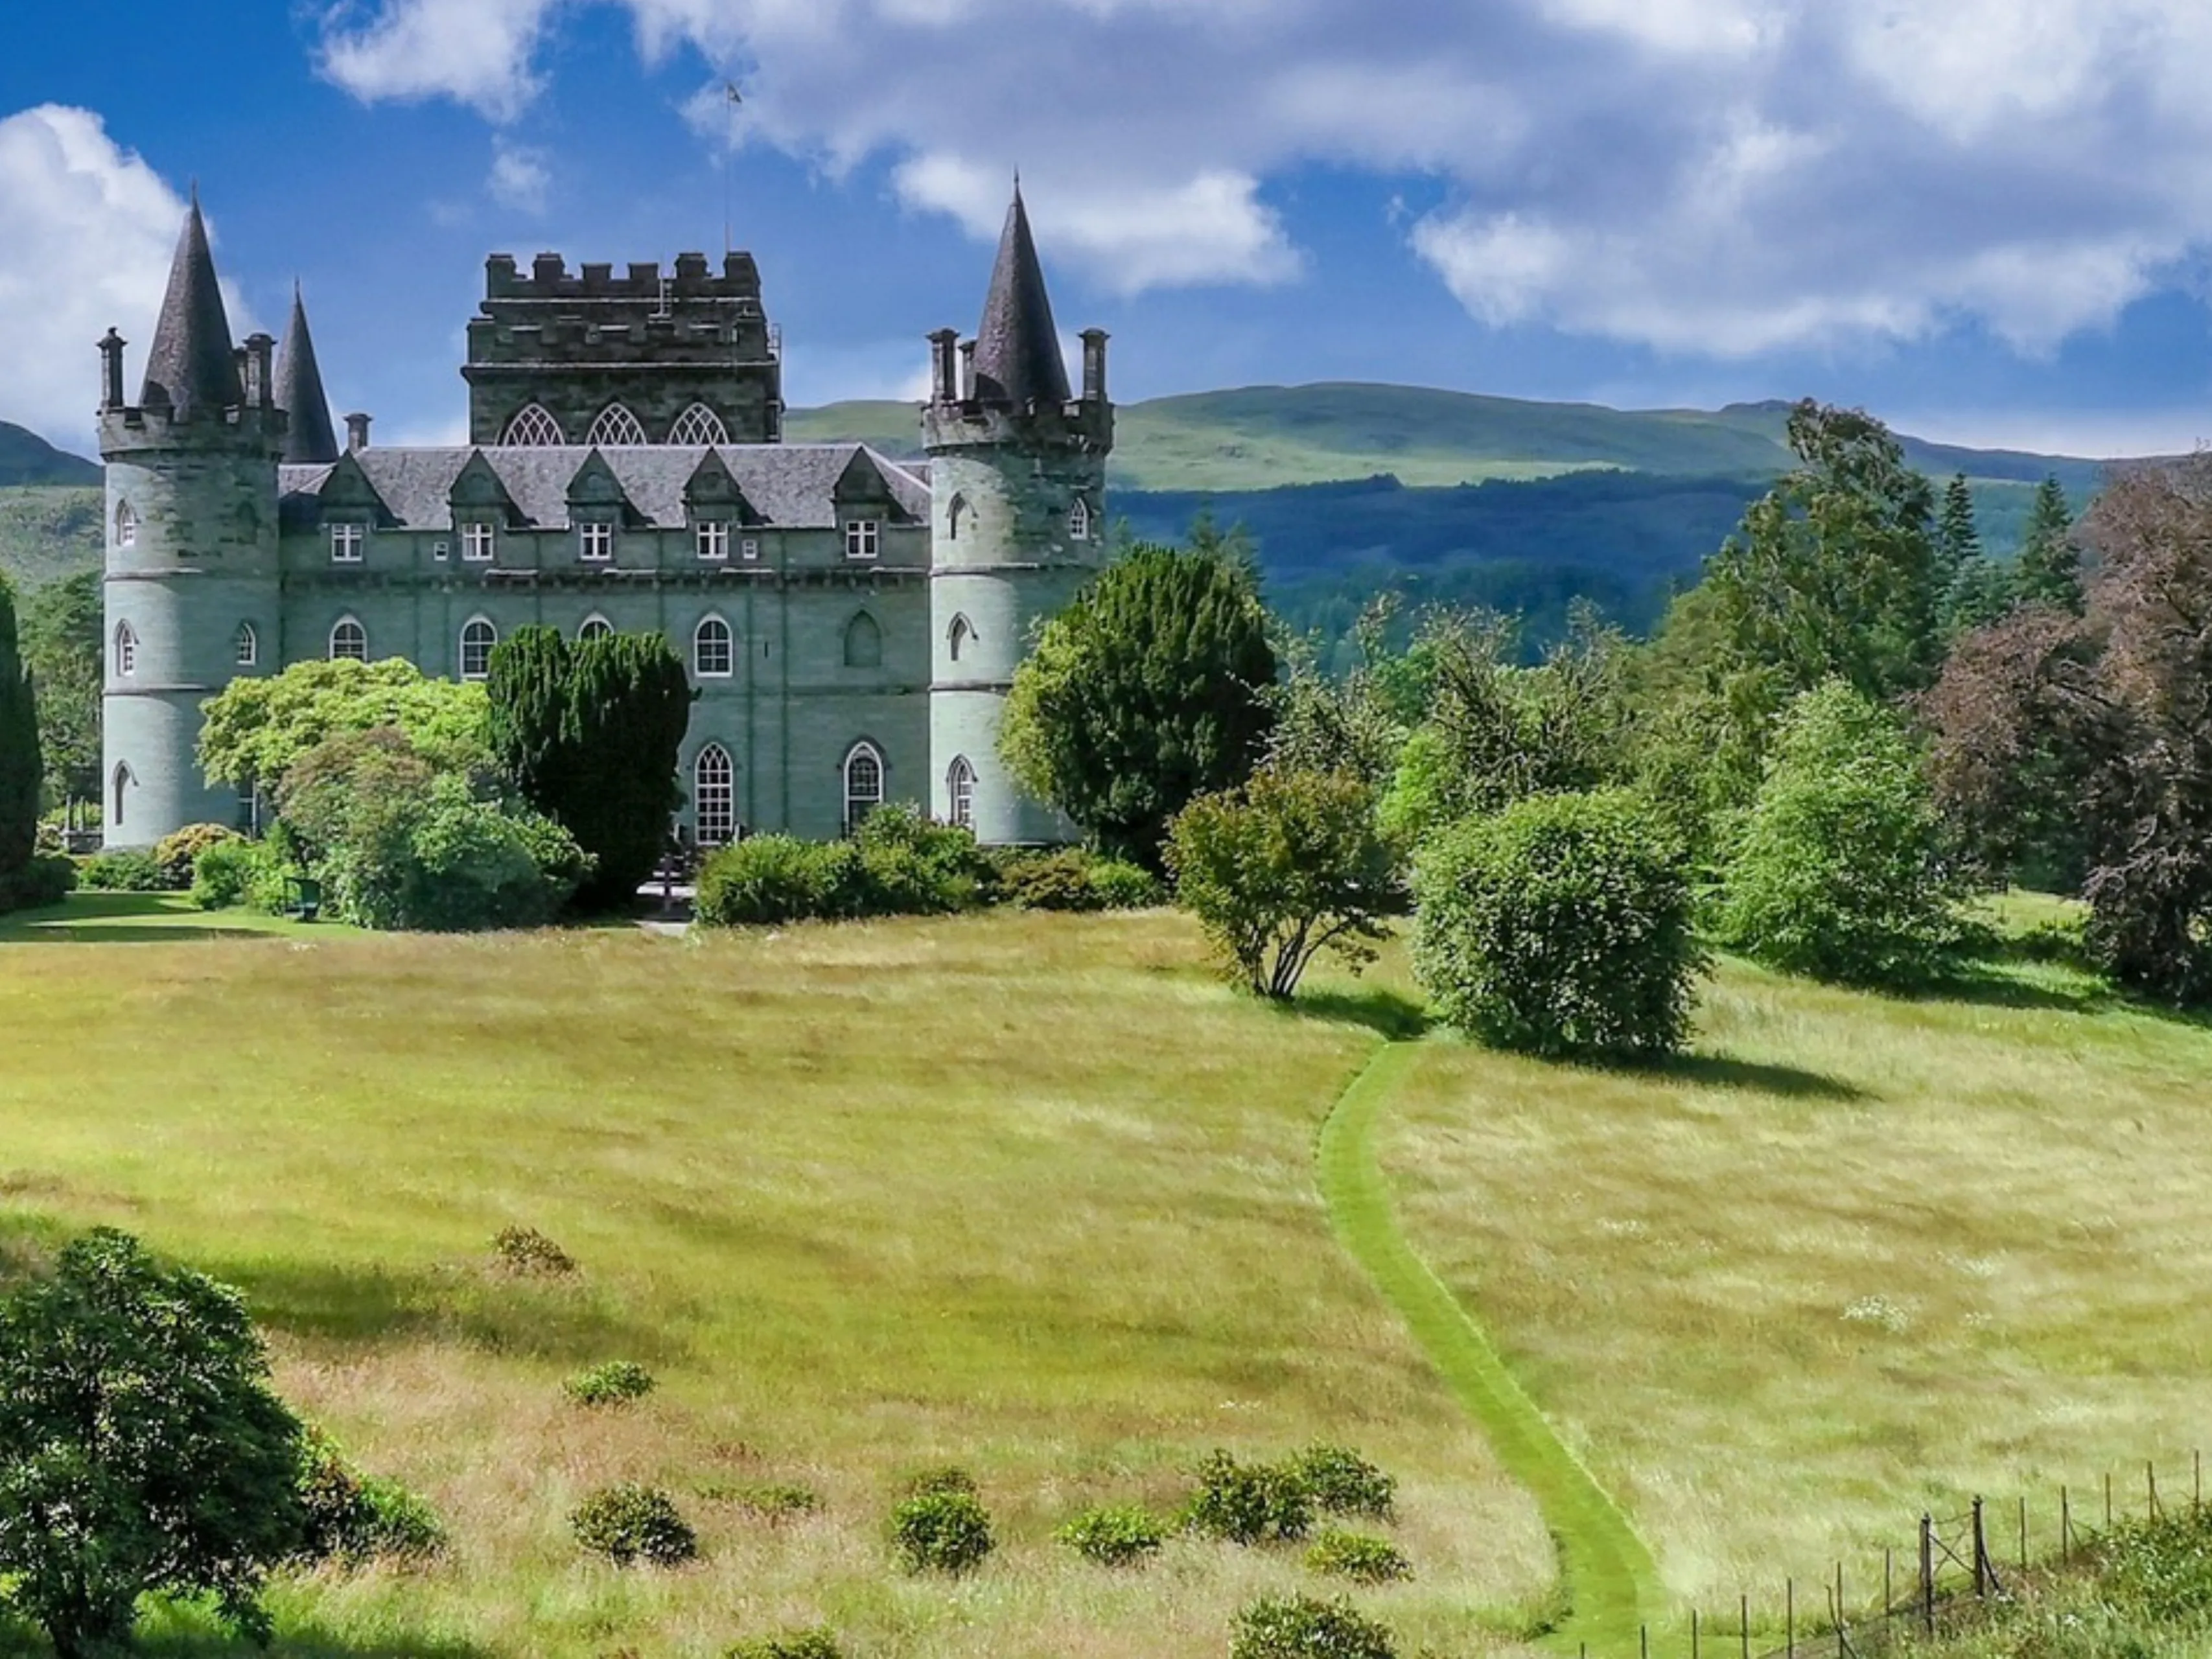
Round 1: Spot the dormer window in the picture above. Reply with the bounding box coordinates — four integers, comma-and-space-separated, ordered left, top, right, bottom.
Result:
579, 522, 614, 563
695, 521, 729, 562
330, 523, 364, 563
1069, 498, 1092, 541
844, 519, 879, 561
460, 523, 495, 563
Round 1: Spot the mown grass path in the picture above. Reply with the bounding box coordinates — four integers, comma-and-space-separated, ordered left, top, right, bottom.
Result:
1318, 1040, 1662, 1656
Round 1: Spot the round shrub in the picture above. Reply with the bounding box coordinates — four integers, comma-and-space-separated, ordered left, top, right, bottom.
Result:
1412, 789, 1705, 1061
563, 1360, 655, 1408
153, 822, 244, 890
1086, 857, 1164, 909
1290, 1445, 1395, 1522
725, 1630, 843, 1659
995, 848, 1104, 911
75, 848, 167, 892
889, 1488, 994, 1575
696, 835, 864, 926
1305, 1529, 1411, 1585
1231, 1594, 1397, 1659
491, 1225, 576, 1276
571, 1483, 697, 1566
296, 1429, 446, 1563
1183, 1450, 1313, 1546
189, 839, 293, 913
853, 805, 991, 914
1057, 1503, 1166, 1567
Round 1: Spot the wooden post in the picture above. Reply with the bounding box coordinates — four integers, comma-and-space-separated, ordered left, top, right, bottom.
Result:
1836, 1560, 1846, 1636
2196, 1450, 2202, 1513
2105, 1471, 2113, 1528
2020, 1495, 2029, 1570
1787, 1577, 1795, 1658
1692, 1608, 1701, 1659
1641, 1625, 1649, 1659
1885, 1546, 1894, 1614
1972, 1497, 1988, 1597
1920, 1513, 1936, 1634
1741, 1593, 1751, 1659
2061, 1485, 2071, 1564
2148, 1460, 2160, 1520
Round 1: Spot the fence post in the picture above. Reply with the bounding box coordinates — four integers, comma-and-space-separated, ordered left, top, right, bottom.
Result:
1836, 1560, 1846, 1636
2196, 1450, 2202, 1513
2062, 1485, 2071, 1564
1787, 1577, 1795, 1659
2020, 1494, 2028, 1571
1920, 1513, 1935, 1634
2105, 1470, 2113, 1529
1742, 1592, 1751, 1659
1885, 1546, 1894, 1615
1641, 1625, 1649, 1659
1972, 1496, 1989, 1597
1693, 1608, 1701, 1659
2148, 1460, 2160, 1520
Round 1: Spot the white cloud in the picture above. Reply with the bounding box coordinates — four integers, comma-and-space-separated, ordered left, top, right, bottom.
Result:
487, 139, 550, 213
312, 0, 2212, 356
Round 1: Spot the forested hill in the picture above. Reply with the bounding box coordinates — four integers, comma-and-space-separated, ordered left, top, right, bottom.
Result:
0, 422, 98, 488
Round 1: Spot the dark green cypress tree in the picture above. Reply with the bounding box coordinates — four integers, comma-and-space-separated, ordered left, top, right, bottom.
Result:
2015, 475, 2083, 614
0, 579, 43, 879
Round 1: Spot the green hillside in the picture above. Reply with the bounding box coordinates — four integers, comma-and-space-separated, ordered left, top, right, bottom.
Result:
0, 421, 98, 488
0, 486, 101, 592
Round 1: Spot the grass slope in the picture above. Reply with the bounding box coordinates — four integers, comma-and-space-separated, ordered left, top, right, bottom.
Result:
0, 422, 99, 488
0, 485, 101, 592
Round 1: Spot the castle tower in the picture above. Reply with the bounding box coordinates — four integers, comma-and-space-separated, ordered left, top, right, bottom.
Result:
98, 198, 286, 847
924, 185, 1112, 844
275, 284, 340, 465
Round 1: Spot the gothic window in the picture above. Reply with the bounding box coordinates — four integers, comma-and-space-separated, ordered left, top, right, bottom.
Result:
585, 404, 649, 447
112, 621, 137, 678
579, 522, 614, 562
947, 755, 976, 830
579, 614, 614, 642
329, 617, 367, 661
948, 493, 968, 540
669, 404, 729, 447
695, 521, 729, 562
114, 500, 137, 550
693, 616, 734, 678
844, 741, 884, 835
844, 518, 880, 561
235, 623, 257, 667
460, 617, 498, 681
460, 522, 496, 562
843, 611, 881, 669
111, 762, 135, 829
330, 522, 364, 563
948, 613, 975, 663
502, 404, 565, 446
695, 744, 736, 847
1069, 496, 1092, 541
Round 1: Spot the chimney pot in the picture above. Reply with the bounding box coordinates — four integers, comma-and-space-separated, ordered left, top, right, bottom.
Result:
345, 412, 371, 452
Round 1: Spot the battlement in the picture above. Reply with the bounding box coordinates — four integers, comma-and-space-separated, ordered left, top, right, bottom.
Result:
99, 401, 288, 460
483, 249, 763, 303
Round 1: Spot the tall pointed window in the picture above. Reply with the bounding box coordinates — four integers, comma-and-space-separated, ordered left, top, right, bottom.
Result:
114, 500, 137, 550
579, 614, 614, 642
502, 404, 565, 446
460, 618, 497, 681
668, 404, 729, 446
1069, 496, 1092, 541
843, 742, 884, 835
947, 756, 976, 829
111, 762, 135, 830
843, 612, 881, 669
695, 744, 735, 847
948, 613, 974, 663
693, 616, 734, 678
329, 617, 367, 661
586, 404, 648, 447
235, 623, 258, 667
112, 621, 137, 678
947, 493, 968, 540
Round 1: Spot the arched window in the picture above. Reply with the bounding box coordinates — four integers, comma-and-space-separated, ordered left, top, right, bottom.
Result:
235, 623, 257, 667
459, 617, 497, 681
578, 614, 614, 642
844, 741, 884, 834
502, 404, 566, 446
585, 403, 648, 447
668, 403, 729, 446
947, 493, 969, 540
843, 611, 882, 669
695, 744, 735, 847
328, 617, 367, 661
111, 621, 138, 678
114, 500, 137, 550
693, 616, 734, 678
947, 755, 976, 830
111, 762, 135, 829
1069, 496, 1092, 541
948, 613, 975, 663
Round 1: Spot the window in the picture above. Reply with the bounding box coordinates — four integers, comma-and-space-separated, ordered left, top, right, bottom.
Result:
112, 621, 137, 678
843, 742, 884, 834
330, 522, 364, 563
948, 756, 975, 829
111, 762, 134, 829
843, 612, 881, 669
947, 493, 968, 540
948, 613, 974, 663
329, 617, 367, 661
586, 404, 648, 447
695, 744, 735, 847
460, 522, 495, 562
1069, 497, 1092, 541
579, 615, 614, 642
114, 500, 137, 549
502, 403, 565, 446
741, 537, 760, 562
695, 521, 729, 562
844, 519, 879, 561
235, 623, 257, 667
432, 539, 449, 561
460, 618, 497, 681
579, 522, 614, 562
693, 616, 734, 678
669, 403, 729, 446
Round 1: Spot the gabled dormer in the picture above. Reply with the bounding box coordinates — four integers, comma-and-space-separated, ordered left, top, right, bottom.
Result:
682, 448, 763, 528
449, 450, 525, 564
565, 449, 642, 526
316, 450, 398, 528
832, 448, 913, 524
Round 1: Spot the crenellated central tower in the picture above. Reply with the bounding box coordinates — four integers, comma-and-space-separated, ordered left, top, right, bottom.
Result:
924, 185, 1112, 844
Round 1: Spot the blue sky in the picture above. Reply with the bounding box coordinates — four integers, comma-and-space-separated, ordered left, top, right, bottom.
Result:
6, 0, 2212, 459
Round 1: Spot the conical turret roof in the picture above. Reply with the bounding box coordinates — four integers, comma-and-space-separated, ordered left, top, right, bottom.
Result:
140, 196, 242, 415
276, 284, 340, 463
972, 184, 1070, 408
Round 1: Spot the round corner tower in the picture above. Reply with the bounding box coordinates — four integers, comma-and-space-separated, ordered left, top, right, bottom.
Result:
98, 200, 286, 847
924, 187, 1113, 845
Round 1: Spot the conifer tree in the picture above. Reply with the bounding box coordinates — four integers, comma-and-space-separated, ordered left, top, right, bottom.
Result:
0, 579, 42, 879
2014, 475, 2082, 614
1932, 472, 1996, 634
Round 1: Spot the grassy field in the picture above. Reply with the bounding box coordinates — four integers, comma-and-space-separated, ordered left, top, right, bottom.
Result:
0, 904, 1552, 1658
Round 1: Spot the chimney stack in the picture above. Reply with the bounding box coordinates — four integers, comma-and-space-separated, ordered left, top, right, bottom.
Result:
345, 412, 371, 452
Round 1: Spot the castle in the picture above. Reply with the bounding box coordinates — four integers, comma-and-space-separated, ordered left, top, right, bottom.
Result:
98, 186, 1113, 851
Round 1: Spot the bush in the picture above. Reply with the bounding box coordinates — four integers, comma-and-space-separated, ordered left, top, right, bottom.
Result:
295, 1428, 446, 1563
492, 1225, 576, 1276
0, 852, 75, 914
570, 1484, 698, 1566
696, 835, 865, 926
153, 822, 244, 889
1057, 1504, 1166, 1567
565, 1360, 656, 1407
1717, 679, 1972, 988
854, 804, 992, 914
1183, 1450, 1314, 1546
1088, 857, 1165, 909
76, 847, 167, 891
1290, 1445, 1395, 1522
996, 847, 1164, 911
725, 1629, 843, 1659
889, 1488, 994, 1575
1231, 1594, 1397, 1659
189, 838, 294, 913
899, 1464, 979, 1500
2097, 1505, 2212, 1623
321, 772, 583, 932
1305, 1529, 1412, 1585
1412, 789, 1705, 1061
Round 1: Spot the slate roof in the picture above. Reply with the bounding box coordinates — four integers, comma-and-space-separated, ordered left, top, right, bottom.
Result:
972, 185, 1071, 408
141, 198, 242, 415
275, 286, 340, 465
278, 445, 929, 531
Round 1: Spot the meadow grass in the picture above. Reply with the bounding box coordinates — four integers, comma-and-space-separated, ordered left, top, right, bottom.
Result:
0, 905, 1552, 1658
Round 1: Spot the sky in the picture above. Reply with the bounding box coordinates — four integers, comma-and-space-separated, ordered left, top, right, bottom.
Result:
6, 0, 2212, 461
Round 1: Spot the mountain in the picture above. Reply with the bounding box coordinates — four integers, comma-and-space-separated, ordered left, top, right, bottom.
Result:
0, 487, 102, 592
0, 423, 99, 488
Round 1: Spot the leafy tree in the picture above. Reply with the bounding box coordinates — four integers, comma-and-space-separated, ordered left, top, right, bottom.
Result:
1717, 680, 1970, 988
198, 657, 489, 799
1164, 767, 1398, 999
1001, 540, 1276, 867
0, 1229, 307, 1656
0, 578, 38, 879
21, 570, 99, 809
1412, 789, 1703, 1060
2014, 474, 2083, 614
485, 627, 693, 910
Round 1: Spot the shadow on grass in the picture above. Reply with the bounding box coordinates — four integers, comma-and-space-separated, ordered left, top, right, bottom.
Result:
134, 1629, 491, 1659
1659, 1052, 1869, 1102
1280, 984, 1434, 1040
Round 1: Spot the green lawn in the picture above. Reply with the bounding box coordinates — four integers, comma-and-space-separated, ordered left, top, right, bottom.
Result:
0, 891, 355, 944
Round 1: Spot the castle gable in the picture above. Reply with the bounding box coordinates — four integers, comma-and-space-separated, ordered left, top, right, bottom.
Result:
682, 448, 763, 526
450, 450, 530, 526
563, 449, 642, 526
